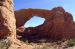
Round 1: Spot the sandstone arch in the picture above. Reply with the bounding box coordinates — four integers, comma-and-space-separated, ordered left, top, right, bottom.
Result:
15, 8, 54, 27
15, 9, 49, 27
15, 7, 74, 40
15, 7, 66, 27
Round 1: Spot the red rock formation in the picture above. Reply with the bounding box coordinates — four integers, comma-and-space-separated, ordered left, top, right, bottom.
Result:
0, 0, 16, 39
16, 7, 74, 40
15, 8, 51, 27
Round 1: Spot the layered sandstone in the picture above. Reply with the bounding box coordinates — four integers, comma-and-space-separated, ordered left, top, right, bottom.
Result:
16, 7, 75, 40
0, 0, 16, 39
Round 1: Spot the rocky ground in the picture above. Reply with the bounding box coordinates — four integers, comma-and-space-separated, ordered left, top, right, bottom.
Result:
10, 39, 74, 49
29, 39, 75, 49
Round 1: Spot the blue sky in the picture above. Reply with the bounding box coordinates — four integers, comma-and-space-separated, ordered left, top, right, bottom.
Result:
14, 0, 75, 27
24, 16, 45, 28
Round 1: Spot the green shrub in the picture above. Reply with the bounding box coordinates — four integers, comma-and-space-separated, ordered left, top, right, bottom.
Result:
67, 39, 75, 47
20, 38, 29, 44
0, 39, 11, 49
33, 46, 54, 49
0, 40, 8, 49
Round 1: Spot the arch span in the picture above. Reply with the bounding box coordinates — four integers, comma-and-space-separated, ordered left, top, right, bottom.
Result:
15, 7, 74, 40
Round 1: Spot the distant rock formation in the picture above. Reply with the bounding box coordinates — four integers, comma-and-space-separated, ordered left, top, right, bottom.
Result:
15, 7, 75, 40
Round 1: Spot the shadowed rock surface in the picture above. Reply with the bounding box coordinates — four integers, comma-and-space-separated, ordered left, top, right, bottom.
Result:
16, 7, 75, 41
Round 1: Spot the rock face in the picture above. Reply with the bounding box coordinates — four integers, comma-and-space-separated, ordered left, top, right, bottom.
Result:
0, 0, 16, 39
0, 1, 33, 49
16, 7, 74, 40
16, 7, 75, 40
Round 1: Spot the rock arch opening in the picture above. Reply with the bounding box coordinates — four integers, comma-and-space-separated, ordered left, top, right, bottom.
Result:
24, 16, 45, 28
